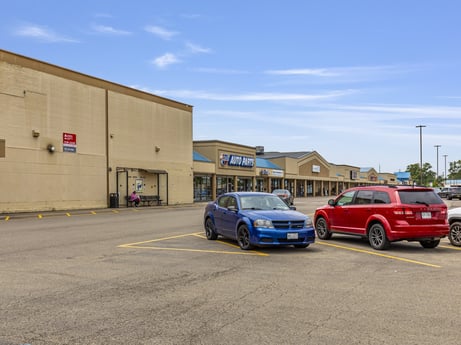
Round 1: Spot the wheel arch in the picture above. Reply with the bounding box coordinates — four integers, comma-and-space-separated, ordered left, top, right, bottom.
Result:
366, 215, 391, 238
314, 211, 330, 228
449, 217, 461, 225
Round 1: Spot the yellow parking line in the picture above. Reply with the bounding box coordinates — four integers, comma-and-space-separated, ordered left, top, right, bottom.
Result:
440, 244, 461, 251
120, 245, 267, 256
119, 233, 198, 247
317, 241, 441, 268
118, 232, 269, 257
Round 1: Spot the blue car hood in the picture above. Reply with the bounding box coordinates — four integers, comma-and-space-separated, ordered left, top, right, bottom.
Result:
240, 210, 307, 221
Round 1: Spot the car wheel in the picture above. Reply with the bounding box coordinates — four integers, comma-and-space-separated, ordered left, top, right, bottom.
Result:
293, 244, 309, 248
449, 221, 461, 246
237, 225, 253, 250
368, 223, 390, 250
315, 217, 332, 240
419, 239, 440, 248
205, 218, 218, 240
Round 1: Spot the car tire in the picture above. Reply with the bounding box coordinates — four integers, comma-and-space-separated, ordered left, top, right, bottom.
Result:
448, 221, 461, 247
368, 223, 390, 250
237, 225, 253, 250
419, 239, 440, 248
315, 217, 332, 240
205, 217, 218, 240
293, 244, 309, 248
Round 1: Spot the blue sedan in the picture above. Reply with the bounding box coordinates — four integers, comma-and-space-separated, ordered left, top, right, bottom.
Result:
203, 192, 315, 250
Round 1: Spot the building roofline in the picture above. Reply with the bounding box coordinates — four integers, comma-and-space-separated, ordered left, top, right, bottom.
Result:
0, 49, 193, 112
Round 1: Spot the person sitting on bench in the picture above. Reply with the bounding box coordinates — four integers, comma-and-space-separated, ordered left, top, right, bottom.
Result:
129, 191, 141, 207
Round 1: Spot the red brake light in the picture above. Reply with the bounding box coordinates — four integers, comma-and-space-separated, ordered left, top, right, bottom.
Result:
393, 208, 414, 216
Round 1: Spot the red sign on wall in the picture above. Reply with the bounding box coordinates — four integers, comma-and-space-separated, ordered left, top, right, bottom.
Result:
63, 132, 77, 153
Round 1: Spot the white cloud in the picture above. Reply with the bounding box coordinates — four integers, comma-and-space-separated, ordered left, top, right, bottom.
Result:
151, 53, 181, 68
151, 89, 355, 101
192, 67, 249, 74
91, 24, 131, 35
185, 42, 212, 54
14, 24, 78, 43
145, 25, 178, 40
266, 65, 416, 82
266, 68, 339, 77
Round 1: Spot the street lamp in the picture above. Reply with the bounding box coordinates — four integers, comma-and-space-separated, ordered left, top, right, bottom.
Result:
416, 125, 426, 185
443, 154, 448, 185
434, 145, 441, 182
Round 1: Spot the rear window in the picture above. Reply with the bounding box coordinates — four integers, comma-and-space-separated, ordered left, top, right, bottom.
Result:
398, 190, 444, 205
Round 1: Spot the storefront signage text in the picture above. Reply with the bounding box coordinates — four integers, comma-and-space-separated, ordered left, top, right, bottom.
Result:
220, 153, 255, 168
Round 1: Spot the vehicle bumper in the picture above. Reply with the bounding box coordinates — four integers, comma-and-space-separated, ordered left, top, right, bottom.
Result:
251, 227, 316, 246
388, 224, 449, 242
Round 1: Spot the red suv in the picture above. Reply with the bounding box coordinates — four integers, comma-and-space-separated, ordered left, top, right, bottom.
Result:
314, 186, 449, 250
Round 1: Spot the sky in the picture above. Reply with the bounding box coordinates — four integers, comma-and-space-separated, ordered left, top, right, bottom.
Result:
1, 0, 460, 174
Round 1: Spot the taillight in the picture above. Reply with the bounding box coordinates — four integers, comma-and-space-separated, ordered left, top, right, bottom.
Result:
393, 208, 414, 216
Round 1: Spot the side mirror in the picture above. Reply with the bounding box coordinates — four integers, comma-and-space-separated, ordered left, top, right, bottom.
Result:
328, 199, 336, 206
227, 205, 238, 212
289, 206, 297, 210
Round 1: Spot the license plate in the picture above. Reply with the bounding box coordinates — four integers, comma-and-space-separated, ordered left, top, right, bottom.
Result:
421, 212, 431, 219
287, 233, 298, 240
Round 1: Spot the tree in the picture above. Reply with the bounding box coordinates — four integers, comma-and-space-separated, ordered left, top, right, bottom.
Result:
448, 160, 461, 179
406, 162, 436, 186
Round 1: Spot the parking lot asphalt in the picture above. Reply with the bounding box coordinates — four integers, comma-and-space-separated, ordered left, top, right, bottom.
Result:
1, 197, 460, 345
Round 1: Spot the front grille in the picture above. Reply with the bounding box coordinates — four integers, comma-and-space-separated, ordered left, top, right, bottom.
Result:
272, 220, 305, 229
278, 237, 306, 243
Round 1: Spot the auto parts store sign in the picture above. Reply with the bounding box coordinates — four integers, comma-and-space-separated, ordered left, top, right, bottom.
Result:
220, 153, 254, 168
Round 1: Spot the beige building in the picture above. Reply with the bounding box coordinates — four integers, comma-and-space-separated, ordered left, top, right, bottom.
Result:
193, 143, 397, 201
0, 49, 193, 212
2, 50, 397, 213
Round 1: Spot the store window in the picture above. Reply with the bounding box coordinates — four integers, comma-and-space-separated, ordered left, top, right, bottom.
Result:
270, 179, 282, 192
194, 175, 212, 202
256, 178, 265, 192
217, 176, 234, 196
238, 177, 252, 191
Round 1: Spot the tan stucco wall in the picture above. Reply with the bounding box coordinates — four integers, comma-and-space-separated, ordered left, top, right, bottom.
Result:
107, 91, 193, 205
0, 59, 107, 212
0, 50, 193, 212
194, 161, 215, 174
194, 140, 256, 177
299, 156, 331, 178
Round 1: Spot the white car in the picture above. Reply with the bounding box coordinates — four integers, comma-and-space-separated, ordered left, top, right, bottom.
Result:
448, 207, 461, 246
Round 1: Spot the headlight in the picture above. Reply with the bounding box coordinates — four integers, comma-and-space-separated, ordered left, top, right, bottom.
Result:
253, 219, 274, 228
305, 217, 313, 228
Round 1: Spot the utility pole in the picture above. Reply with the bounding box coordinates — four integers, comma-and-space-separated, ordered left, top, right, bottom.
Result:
443, 154, 448, 185
416, 125, 426, 185
434, 145, 441, 183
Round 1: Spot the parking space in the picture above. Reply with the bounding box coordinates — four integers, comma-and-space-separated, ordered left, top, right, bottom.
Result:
1, 202, 461, 345
116, 227, 460, 270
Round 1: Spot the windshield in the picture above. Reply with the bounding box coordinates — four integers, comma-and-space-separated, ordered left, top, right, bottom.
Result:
240, 195, 290, 210
398, 190, 444, 205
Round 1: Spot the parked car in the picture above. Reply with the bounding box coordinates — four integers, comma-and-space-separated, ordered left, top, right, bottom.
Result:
448, 207, 461, 246
438, 187, 455, 198
314, 185, 449, 250
272, 189, 294, 205
446, 187, 461, 200
203, 192, 315, 250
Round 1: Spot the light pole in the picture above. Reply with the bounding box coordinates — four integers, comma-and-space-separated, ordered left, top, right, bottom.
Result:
443, 154, 448, 185
434, 145, 441, 183
416, 125, 426, 185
